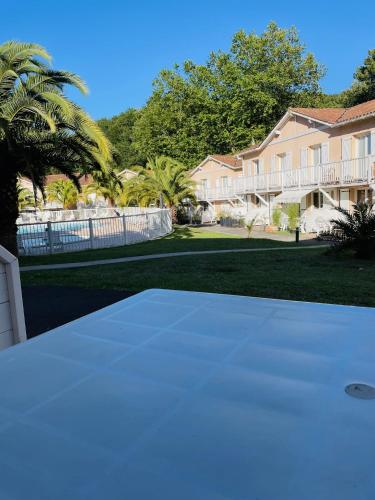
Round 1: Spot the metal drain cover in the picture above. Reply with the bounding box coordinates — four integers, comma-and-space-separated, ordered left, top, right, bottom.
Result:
345, 383, 375, 400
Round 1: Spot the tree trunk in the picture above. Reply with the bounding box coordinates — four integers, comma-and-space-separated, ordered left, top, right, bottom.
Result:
170, 205, 177, 224
0, 165, 19, 256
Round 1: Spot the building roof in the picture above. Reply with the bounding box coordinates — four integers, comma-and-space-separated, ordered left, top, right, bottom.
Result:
45, 174, 93, 186
289, 107, 346, 124
190, 154, 242, 176
237, 98, 375, 157
210, 154, 242, 168
117, 168, 138, 179
290, 98, 375, 125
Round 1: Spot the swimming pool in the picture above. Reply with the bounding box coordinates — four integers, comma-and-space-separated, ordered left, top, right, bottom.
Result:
17, 220, 100, 235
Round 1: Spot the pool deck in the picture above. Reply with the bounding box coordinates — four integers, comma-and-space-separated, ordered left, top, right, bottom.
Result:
0, 289, 375, 499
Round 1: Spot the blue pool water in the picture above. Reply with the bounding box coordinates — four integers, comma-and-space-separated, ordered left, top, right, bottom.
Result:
17, 221, 98, 234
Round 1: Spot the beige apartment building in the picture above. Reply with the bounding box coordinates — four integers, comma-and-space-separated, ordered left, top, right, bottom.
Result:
192, 99, 375, 231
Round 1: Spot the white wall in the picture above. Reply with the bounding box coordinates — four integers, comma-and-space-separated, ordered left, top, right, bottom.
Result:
0, 246, 27, 351
0, 263, 14, 349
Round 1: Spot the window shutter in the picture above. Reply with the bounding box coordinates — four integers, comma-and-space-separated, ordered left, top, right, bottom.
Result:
228, 177, 232, 187
206, 179, 210, 189
286, 152, 292, 170
300, 148, 308, 168
371, 131, 375, 156
215, 178, 220, 189
321, 142, 329, 164
342, 137, 351, 160
261, 161, 265, 175
271, 154, 276, 172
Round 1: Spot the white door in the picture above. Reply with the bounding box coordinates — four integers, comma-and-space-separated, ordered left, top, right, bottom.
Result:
340, 189, 350, 210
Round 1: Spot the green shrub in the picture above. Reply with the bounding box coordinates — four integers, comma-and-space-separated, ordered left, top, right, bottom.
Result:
286, 203, 299, 231
272, 208, 282, 227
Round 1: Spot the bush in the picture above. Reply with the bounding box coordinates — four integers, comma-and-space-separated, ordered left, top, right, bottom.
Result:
323, 202, 375, 259
286, 203, 299, 231
272, 208, 281, 227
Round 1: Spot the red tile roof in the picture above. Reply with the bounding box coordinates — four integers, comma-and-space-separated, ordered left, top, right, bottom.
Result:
211, 154, 242, 168
290, 98, 375, 125
45, 174, 93, 186
290, 107, 345, 124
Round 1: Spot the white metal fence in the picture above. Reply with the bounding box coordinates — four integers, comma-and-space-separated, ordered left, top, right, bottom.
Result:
17, 206, 159, 224
17, 209, 172, 255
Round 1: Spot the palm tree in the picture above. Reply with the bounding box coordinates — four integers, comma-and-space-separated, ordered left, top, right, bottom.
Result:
86, 169, 123, 207
46, 179, 78, 209
123, 156, 196, 221
0, 41, 112, 254
17, 185, 34, 210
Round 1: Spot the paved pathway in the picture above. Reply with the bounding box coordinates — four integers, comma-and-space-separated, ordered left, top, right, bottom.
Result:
21, 244, 328, 272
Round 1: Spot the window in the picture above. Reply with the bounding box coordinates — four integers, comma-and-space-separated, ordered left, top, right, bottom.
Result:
357, 133, 371, 157
313, 192, 323, 209
278, 153, 287, 171
311, 144, 322, 166
357, 189, 366, 203
221, 176, 228, 188
253, 159, 260, 175
247, 160, 252, 176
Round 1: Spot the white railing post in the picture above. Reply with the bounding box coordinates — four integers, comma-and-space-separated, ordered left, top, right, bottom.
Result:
146, 212, 150, 239
88, 218, 94, 249
339, 160, 343, 184
122, 214, 127, 245
47, 221, 53, 254
367, 156, 372, 184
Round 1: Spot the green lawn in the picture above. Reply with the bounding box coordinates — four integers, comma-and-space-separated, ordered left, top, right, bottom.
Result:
19, 225, 297, 266
21, 246, 375, 307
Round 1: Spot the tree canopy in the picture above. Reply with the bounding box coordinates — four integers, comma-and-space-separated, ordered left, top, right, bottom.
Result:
342, 49, 375, 106
0, 41, 112, 253
98, 24, 375, 170
100, 23, 330, 168
97, 108, 144, 170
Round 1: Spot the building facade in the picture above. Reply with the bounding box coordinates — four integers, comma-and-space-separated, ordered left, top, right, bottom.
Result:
192, 99, 375, 231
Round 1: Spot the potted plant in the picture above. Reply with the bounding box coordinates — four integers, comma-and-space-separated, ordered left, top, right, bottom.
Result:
266, 208, 281, 232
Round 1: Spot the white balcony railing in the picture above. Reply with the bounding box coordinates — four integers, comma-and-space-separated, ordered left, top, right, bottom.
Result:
196, 156, 375, 201
195, 186, 238, 201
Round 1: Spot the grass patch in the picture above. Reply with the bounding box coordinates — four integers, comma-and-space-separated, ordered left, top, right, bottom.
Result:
21, 247, 375, 307
19, 225, 297, 266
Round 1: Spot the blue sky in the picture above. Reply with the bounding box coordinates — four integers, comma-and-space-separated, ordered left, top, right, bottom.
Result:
3, 0, 374, 119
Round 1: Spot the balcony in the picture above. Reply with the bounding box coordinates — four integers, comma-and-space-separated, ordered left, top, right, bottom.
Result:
236, 156, 375, 195
195, 186, 238, 202
195, 156, 375, 202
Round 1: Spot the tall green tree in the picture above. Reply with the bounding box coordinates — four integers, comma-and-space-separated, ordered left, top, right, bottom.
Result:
343, 49, 375, 106
0, 41, 112, 254
98, 108, 145, 169
133, 22, 325, 167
